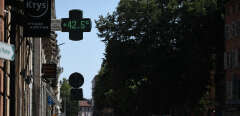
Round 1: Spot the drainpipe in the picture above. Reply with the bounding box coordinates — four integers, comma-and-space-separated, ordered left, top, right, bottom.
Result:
9, 6, 16, 116
0, 2, 4, 114
33, 37, 42, 116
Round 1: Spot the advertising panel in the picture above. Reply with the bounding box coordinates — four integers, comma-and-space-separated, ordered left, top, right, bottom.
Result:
24, 0, 51, 37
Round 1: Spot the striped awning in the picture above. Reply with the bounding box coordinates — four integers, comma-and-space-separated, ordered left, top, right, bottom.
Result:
45, 87, 61, 107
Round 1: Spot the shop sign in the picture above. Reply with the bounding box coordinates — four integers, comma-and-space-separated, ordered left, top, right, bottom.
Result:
0, 42, 15, 61
42, 64, 56, 79
24, 0, 51, 37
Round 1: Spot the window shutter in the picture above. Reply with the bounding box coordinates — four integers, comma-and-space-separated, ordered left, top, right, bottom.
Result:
235, 49, 239, 68
233, 75, 238, 99
230, 80, 233, 99
231, 50, 235, 68
228, 52, 231, 69
237, 21, 240, 37
238, 79, 240, 99
227, 81, 233, 99
230, 24, 234, 39
225, 25, 230, 40
224, 52, 227, 69
233, 22, 237, 37
238, 49, 240, 68
230, 51, 233, 69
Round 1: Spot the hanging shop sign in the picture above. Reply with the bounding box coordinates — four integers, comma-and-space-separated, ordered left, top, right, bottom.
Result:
24, 0, 51, 37
42, 64, 56, 79
0, 42, 15, 61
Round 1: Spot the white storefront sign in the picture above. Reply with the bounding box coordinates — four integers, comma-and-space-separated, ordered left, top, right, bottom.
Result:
0, 42, 15, 61
51, 19, 62, 31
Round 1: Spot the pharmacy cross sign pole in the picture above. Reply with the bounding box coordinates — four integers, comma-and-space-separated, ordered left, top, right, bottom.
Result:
61, 9, 92, 41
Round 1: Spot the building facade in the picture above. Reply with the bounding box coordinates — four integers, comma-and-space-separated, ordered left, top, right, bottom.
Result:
224, 0, 240, 115
0, 0, 62, 116
78, 100, 92, 116
0, 0, 5, 116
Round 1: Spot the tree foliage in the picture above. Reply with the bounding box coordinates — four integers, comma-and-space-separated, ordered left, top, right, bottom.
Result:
94, 0, 225, 115
60, 78, 79, 116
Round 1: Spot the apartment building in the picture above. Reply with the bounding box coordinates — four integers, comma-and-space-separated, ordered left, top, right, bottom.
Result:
0, 0, 62, 116
224, 0, 240, 115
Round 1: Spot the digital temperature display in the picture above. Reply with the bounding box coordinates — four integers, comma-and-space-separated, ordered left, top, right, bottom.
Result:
61, 18, 91, 32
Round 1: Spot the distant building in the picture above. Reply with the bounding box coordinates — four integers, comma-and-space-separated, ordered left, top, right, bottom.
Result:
78, 100, 92, 116
91, 75, 98, 108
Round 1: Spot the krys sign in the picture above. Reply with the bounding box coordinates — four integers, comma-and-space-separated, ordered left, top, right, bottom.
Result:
24, 0, 51, 37
26, 0, 49, 17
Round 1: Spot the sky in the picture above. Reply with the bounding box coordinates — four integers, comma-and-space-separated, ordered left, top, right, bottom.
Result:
55, 0, 120, 99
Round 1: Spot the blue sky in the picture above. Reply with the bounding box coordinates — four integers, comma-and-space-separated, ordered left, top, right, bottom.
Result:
55, 0, 120, 99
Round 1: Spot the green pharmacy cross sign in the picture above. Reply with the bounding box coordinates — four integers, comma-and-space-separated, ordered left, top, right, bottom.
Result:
61, 9, 92, 41
62, 19, 91, 31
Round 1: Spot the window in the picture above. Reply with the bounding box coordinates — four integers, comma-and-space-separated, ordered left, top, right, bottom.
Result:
232, 74, 240, 100
224, 50, 240, 69
238, 49, 240, 67
226, 7, 231, 16
230, 22, 236, 38
232, 5, 236, 14
224, 21, 240, 39
224, 52, 227, 69
227, 80, 233, 99
227, 53, 230, 68
232, 74, 238, 99
238, 3, 240, 11
231, 50, 235, 68
225, 25, 230, 40
239, 79, 240, 99
237, 21, 240, 37
234, 49, 239, 68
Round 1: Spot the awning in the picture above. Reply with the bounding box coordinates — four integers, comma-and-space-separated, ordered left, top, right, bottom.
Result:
45, 87, 61, 107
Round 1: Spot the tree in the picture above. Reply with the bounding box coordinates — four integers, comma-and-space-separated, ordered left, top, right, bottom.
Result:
60, 78, 79, 116
94, 0, 225, 115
